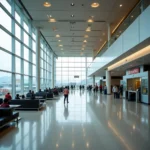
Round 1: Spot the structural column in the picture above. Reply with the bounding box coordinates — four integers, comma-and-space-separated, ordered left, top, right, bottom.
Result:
106, 70, 111, 94
93, 75, 95, 86
36, 29, 41, 91
11, 0, 16, 98
51, 53, 54, 88
85, 57, 87, 88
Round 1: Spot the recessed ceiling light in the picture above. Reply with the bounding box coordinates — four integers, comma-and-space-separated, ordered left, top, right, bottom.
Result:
120, 4, 123, 7
58, 40, 61, 42
59, 44, 63, 47
91, 2, 100, 8
71, 3, 75, 6
71, 14, 74, 17
56, 34, 60, 38
87, 19, 93, 23
43, 2, 51, 7
84, 35, 89, 38
86, 27, 91, 32
131, 15, 134, 18
83, 40, 87, 43
49, 18, 56, 22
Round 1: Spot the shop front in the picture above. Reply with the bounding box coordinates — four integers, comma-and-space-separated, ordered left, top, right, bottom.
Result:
123, 66, 150, 104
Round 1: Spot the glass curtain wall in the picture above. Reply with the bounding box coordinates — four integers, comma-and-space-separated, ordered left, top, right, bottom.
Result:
0, 0, 54, 98
40, 40, 52, 90
56, 57, 92, 87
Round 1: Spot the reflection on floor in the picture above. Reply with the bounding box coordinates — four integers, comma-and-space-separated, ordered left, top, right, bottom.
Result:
0, 90, 150, 150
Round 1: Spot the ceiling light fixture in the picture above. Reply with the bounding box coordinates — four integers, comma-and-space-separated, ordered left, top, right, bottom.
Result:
71, 3, 75, 6
58, 40, 61, 42
56, 34, 60, 38
86, 27, 91, 32
59, 45, 63, 47
120, 4, 123, 7
71, 14, 74, 17
91, 2, 100, 8
49, 18, 56, 22
83, 40, 87, 43
84, 35, 89, 38
43, 2, 51, 7
87, 19, 93, 23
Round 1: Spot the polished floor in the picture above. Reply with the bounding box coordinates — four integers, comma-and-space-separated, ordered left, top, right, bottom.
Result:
0, 90, 150, 150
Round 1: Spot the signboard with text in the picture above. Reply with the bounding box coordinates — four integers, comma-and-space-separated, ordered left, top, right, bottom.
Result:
74, 76, 79, 78
128, 68, 140, 75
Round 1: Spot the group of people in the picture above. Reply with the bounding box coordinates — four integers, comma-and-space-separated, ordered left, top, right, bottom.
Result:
87, 84, 104, 93
79, 85, 85, 91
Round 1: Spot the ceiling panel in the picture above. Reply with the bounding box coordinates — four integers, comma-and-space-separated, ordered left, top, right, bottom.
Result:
21, 0, 139, 57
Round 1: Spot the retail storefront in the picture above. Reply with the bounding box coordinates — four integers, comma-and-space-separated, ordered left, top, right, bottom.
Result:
123, 66, 150, 104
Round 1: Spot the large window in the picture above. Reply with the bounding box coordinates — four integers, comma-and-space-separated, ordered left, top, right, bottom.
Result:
0, 0, 54, 98
0, 72, 12, 98
56, 57, 92, 86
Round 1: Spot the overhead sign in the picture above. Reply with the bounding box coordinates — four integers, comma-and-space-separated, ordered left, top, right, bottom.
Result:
74, 75, 79, 78
128, 68, 140, 75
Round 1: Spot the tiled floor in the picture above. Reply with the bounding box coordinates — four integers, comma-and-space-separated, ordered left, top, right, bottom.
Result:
0, 90, 150, 150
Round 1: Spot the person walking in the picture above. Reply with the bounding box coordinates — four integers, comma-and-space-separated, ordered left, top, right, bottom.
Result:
112, 85, 118, 99
63, 86, 69, 104
99, 85, 103, 93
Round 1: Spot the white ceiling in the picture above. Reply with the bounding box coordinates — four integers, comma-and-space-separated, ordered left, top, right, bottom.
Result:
20, 0, 139, 57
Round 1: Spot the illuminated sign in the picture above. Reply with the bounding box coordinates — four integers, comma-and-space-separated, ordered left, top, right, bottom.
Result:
128, 68, 140, 75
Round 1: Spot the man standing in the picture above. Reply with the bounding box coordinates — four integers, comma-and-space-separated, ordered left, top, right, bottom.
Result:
112, 85, 118, 99
63, 86, 69, 104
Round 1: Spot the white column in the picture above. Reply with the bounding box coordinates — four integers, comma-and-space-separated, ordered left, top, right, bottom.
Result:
36, 29, 41, 91
51, 53, 54, 88
106, 70, 111, 94
85, 57, 87, 88
93, 75, 95, 86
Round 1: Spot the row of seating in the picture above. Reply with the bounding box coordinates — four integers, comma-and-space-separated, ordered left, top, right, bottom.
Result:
0, 87, 62, 129
0, 108, 19, 129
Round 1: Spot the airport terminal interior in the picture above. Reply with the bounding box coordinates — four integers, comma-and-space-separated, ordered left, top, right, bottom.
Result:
0, 0, 150, 150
